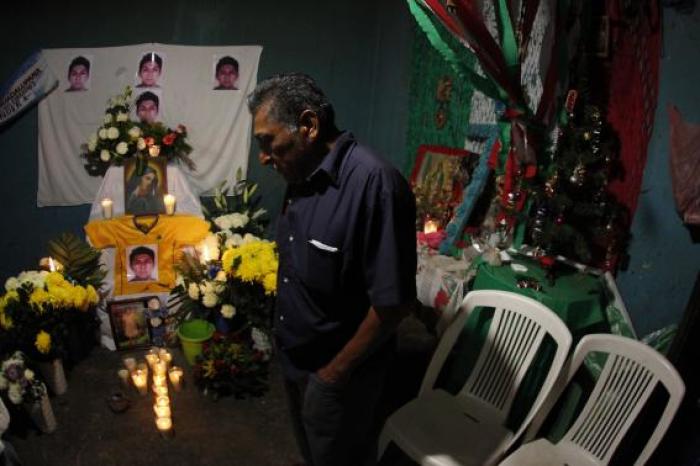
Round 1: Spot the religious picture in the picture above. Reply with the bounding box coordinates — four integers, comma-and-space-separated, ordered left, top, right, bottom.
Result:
134, 89, 162, 124
124, 157, 168, 215
108, 299, 151, 350
213, 55, 240, 90
135, 52, 163, 88
65, 55, 92, 92
125, 244, 159, 283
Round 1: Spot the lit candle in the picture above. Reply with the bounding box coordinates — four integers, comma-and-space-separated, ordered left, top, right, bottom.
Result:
163, 194, 176, 215
145, 352, 160, 369
153, 385, 169, 397
48, 257, 57, 272
168, 366, 184, 391
423, 219, 439, 234
131, 369, 148, 395
153, 404, 172, 419
153, 374, 167, 387
158, 349, 172, 366
155, 396, 170, 408
101, 198, 113, 219
123, 357, 137, 372
117, 369, 130, 387
155, 416, 173, 437
153, 360, 167, 377
202, 245, 210, 263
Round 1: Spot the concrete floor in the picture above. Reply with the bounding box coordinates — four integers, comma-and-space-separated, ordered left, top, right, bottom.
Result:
6, 317, 436, 466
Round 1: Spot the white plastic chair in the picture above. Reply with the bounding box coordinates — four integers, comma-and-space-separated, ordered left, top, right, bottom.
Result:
498, 333, 685, 466
378, 290, 573, 466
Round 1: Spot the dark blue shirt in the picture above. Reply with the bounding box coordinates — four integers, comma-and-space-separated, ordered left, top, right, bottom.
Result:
274, 132, 417, 376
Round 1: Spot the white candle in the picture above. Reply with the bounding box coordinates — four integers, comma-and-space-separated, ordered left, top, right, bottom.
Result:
153, 374, 167, 387
423, 219, 439, 234
202, 245, 210, 263
153, 404, 172, 418
155, 416, 173, 436
101, 198, 113, 219
153, 360, 167, 377
163, 194, 176, 215
153, 385, 168, 397
48, 257, 57, 272
155, 396, 170, 408
117, 369, 130, 387
123, 357, 136, 372
168, 366, 184, 391
131, 369, 148, 395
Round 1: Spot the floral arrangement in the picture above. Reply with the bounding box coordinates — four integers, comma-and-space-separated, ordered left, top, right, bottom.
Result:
0, 351, 47, 405
81, 86, 194, 177
192, 329, 272, 399
0, 270, 100, 360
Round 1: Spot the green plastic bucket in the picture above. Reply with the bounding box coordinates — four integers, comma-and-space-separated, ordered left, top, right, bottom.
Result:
177, 319, 215, 365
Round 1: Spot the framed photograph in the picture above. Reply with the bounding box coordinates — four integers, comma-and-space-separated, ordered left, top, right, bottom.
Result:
135, 51, 164, 89
410, 145, 480, 229
213, 55, 240, 90
65, 55, 92, 92
134, 89, 162, 125
124, 157, 168, 215
125, 244, 159, 283
108, 298, 152, 350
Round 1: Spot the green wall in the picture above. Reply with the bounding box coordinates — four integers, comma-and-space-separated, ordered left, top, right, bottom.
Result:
0, 0, 414, 280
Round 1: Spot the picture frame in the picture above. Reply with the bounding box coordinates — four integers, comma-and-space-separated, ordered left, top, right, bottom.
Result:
124, 157, 168, 215
108, 298, 154, 350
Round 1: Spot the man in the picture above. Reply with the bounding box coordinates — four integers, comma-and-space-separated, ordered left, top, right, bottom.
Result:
214, 56, 239, 90
128, 246, 156, 282
136, 91, 159, 124
66, 56, 90, 92
136, 52, 162, 88
247, 73, 417, 466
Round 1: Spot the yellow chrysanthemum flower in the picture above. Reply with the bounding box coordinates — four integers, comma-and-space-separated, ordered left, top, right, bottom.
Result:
45, 271, 66, 287
263, 273, 277, 295
86, 285, 100, 305
73, 286, 89, 311
30, 288, 52, 312
35, 330, 51, 354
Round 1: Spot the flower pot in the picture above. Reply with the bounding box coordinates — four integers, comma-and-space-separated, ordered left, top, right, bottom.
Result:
38, 359, 67, 396
177, 319, 215, 365
25, 392, 57, 433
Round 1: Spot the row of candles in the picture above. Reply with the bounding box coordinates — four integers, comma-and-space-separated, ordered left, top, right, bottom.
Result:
100, 194, 176, 219
117, 347, 183, 437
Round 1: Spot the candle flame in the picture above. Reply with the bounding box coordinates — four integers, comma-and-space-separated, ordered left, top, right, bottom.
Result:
423, 220, 439, 234
48, 257, 56, 272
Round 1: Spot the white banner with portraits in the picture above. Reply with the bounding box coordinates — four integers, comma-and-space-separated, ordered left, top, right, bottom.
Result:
37, 43, 262, 206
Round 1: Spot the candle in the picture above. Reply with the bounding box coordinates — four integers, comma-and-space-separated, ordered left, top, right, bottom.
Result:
423, 219, 439, 234
101, 198, 113, 219
123, 357, 137, 372
145, 352, 160, 369
118, 369, 130, 387
155, 396, 170, 408
153, 404, 172, 419
155, 416, 173, 437
48, 257, 57, 272
153, 360, 167, 376
168, 366, 184, 391
202, 245, 210, 263
131, 369, 148, 395
153, 374, 167, 387
153, 385, 169, 397
163, 194, 176, 215
158, 349, 172, 366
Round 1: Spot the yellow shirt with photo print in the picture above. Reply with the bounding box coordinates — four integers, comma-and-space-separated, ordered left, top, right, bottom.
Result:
85, 215, 210, 296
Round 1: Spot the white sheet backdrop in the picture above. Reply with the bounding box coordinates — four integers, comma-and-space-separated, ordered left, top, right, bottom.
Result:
37, 43, 262, 206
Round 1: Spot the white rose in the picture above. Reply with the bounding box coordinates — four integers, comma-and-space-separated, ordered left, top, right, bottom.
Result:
215, 271, 227, 282
128, 126, 141, 139
98, 128, 108, 139
230, 213, 249, 229
242, 233, 259, 245
100, 149, 111, 162
116, 141, 129, 155
137, 137, 146, 150
24, 369, 34, 381
5, 277, 19, 291
107, 127, 119, 139
116, 112, 129, 122
187, 282, 200, 300
202, 292, 218, 308
103, 114, 113, 124
8, 384, 22, 404
226, 233, 243, 248
220, 304, 236, 318
213, 215, 233, 231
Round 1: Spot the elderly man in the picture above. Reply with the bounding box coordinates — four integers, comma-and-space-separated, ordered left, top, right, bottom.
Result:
247, 73, 417, 466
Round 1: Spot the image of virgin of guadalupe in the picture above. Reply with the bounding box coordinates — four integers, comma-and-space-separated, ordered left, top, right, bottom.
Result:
125, 165, 166, 215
